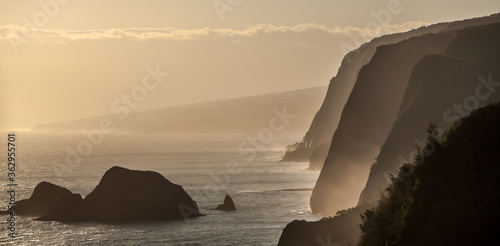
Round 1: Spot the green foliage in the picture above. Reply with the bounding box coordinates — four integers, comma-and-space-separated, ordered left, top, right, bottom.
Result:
359, 103, 500, 245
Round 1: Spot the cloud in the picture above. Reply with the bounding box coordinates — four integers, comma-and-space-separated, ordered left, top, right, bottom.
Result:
0, 22, 429, 43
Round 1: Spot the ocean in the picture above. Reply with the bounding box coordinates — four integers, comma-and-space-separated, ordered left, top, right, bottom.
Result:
0, 132, 321, 245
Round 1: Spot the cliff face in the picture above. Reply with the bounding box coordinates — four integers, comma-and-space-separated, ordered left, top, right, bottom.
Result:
278, 14, 500, 245
309, 31, 456, 214
310, 13, 500, 215
281, 42, 379, 163
358, 22, 500, 205
281, 23, 452, 168
282, 20, 466, 169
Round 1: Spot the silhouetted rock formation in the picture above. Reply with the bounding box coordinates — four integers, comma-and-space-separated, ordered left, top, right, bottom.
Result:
310, 13, 500, 215
43, 193, 87, 222
278, 204, 373, 246
83, 166, 200, 222
215, 195, 236, 211
0, 182, 73, 217
17, 167, 200, 223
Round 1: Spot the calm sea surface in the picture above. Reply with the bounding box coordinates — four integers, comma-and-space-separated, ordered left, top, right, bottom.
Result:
0, 132, 321, 245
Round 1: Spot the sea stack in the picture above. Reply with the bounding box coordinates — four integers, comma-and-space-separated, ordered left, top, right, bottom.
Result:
12, 166, 201, 223
80, 166, 201, 222
0, 182, 73, 217
215, 195, 236, 211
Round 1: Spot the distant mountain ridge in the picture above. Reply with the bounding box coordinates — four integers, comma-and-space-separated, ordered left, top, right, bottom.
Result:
33, 86, 327, 134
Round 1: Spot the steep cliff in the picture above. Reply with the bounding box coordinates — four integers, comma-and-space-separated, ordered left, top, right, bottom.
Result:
277, 13, 500, 246
358, 22, 500, 205
281, 22, 452, 168
310, 14, 500, 215
309, 31, 456, 214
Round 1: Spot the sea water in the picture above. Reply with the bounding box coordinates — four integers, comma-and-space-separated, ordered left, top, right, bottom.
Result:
0, 132, 321, 245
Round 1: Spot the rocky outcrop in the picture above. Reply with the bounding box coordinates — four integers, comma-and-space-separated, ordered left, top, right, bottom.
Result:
215, 195, 236, 211
310, 13, 500, 215
13, 166, 200, 223
0, 182, 73, 217
277, 204, 373, 246
43, 193, 87, 222
358, 22, 500, 205
82, 166, 200, 222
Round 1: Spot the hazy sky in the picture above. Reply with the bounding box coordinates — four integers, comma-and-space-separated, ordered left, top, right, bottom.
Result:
1, 0, 499, 130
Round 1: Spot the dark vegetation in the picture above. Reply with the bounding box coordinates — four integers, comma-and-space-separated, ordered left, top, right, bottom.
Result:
359, 103, 500, 245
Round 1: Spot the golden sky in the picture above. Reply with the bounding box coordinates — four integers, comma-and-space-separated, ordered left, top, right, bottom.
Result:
1, 0, 499, 129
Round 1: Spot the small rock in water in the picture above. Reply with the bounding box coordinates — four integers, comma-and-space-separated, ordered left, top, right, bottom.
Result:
215, 195, 236, 211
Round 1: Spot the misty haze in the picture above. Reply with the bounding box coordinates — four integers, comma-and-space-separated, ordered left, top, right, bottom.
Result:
1, 1, 500, 245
